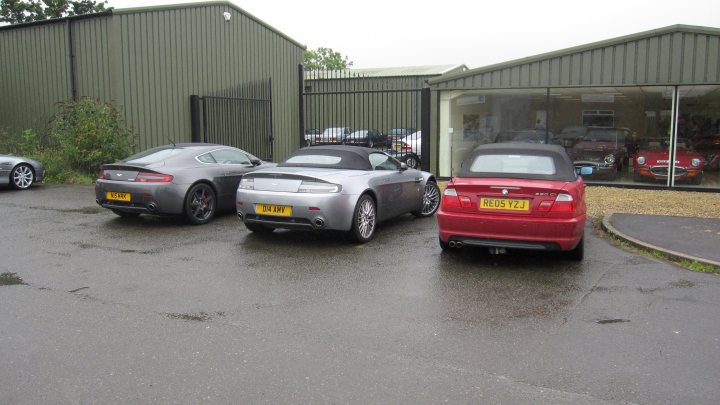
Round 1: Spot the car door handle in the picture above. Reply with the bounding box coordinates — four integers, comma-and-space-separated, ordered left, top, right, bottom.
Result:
415, 177, 423, 183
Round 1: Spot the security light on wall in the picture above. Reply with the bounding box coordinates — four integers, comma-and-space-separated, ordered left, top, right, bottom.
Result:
223, 12, 231, 22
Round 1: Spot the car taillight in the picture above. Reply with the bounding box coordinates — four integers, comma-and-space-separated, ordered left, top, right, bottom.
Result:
135, 172, 173, 182
400, 142, 412, 151
549, 193, 575, 213
97, 170, 107, 180
441, 188, 460, 208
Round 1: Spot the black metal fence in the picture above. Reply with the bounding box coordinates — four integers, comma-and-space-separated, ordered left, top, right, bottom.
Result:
191, 80, 273, 161
300, 68, 430, 170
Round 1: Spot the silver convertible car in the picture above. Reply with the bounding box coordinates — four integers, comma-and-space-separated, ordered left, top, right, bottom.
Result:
235, 145, 441, 242
95, 143, 273, 224
0, 154, 45, 189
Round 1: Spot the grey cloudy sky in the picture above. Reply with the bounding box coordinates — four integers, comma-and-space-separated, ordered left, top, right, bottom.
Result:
109, 0, 720, 69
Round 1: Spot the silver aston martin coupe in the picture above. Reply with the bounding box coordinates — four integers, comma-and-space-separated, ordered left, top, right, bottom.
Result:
95, 143, 274, 224
0, 154, 45, 190
235, 145, 441, 242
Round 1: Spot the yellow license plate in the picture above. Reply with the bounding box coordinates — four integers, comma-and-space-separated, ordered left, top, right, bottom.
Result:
106, 191, 131, 202
256, 204, 292, 217
479, 197, 529, 211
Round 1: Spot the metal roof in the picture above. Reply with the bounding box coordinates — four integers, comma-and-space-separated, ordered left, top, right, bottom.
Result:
0, 1, 305, 48
429, 24, 720, 87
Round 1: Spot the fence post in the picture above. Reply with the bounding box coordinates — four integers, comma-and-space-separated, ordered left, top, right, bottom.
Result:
420, 87, 431, 172
190, 95, 202, 143
298, 64, 305, 147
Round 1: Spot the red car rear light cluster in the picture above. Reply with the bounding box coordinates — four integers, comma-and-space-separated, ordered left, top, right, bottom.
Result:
443, 188, 577, 214
136, 172, 174, 183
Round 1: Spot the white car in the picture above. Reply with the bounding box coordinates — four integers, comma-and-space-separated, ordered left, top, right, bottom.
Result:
317, 127, 352, 144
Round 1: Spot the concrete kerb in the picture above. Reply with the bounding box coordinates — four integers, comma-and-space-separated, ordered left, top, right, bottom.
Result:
601, 212, 720, 269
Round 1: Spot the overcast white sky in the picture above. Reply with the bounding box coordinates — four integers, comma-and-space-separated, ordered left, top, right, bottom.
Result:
108, 0, 720, 69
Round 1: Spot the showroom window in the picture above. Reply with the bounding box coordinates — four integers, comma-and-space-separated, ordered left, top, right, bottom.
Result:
441, 86, 718, 189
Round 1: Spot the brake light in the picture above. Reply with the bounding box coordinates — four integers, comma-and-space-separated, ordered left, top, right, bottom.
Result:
400, 142, 412, 151
441, 188, 460, 208
549, 193, 575, 213
97, 170, 107, 180
135, 172, 173, 183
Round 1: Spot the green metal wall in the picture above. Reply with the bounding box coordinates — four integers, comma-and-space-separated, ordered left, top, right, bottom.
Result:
433, 26, 720, 90
0, 1, 304, 161
0, 22, 71, 132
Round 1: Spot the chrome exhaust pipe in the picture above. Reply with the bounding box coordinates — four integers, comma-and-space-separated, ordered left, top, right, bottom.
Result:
95, 199, 101, 205
455, 241, 463, 248
314, 218, 325, 228
237, 211, 244, 221
147, 203, 157, 212
449, 241, 457, 248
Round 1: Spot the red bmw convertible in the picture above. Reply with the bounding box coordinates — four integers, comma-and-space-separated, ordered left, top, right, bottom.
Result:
437, 143, 590, 260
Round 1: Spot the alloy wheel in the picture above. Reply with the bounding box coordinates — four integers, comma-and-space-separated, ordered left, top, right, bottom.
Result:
356, 198, 376, 239
421, 183, 441, 215
12, 165, 34, 189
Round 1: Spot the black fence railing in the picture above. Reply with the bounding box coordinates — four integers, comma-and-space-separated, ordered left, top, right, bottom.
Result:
300, 68, 429, 170
191, 80, 273, 161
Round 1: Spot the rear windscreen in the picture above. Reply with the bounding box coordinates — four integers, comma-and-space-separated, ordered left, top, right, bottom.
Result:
124, 148, 183, 164
469, 154, 556, 175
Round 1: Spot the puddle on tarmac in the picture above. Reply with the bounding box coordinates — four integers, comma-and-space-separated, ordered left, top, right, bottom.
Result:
0, 272, 25, 286
596, 318, 630, 324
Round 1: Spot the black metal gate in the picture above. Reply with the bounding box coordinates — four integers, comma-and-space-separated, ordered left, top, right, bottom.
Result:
191, 80, 273, 161
300, 68, 430, 170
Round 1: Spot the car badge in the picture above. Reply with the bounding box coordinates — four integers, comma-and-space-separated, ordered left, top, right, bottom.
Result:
116, 173, 123, 177
502, 189, 509, 196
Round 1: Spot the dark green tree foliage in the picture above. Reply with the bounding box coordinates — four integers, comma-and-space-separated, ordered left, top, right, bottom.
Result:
304, 47, 353, 71
1, 0, 109, 24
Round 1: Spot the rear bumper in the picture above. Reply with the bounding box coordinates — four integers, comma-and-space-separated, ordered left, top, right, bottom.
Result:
437, 209, 585, 251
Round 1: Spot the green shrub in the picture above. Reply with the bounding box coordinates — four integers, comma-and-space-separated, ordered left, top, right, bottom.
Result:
48, 98, 136, 173
2, 98, 136, 184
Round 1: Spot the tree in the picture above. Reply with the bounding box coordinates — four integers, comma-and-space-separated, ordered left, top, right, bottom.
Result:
304, 47, 353, 71
1, 0, 109, 24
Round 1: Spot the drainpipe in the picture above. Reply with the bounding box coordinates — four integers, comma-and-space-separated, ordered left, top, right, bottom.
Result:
66, 19, 77, 100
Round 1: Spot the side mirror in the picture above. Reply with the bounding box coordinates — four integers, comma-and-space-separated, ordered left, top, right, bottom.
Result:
251, 159, 262, 166
399, 163, 408, 171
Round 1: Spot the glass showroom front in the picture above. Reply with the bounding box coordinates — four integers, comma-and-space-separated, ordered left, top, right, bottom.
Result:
438, 85, 720, 190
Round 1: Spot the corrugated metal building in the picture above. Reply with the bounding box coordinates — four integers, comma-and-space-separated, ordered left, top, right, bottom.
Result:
428, 25, 720, 190
0, 1, 305, 161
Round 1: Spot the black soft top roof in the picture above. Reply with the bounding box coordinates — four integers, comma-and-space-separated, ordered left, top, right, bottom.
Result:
280, 145, 380, 170
458, 143, 578, 182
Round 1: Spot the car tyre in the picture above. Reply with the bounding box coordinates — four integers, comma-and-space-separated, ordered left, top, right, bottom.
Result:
245, 222, 274, 234
566, 237, 584, 261
348, 194, 376, 243
111, 209, 140, 219
691, 174, 703, 185
402, 154, 420, 169
11, 163, 34, 190
412, 181, 440, 217
184, 183, 216, 225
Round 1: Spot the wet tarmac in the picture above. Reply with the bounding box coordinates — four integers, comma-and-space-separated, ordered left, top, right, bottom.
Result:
2, 184, 720, 404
